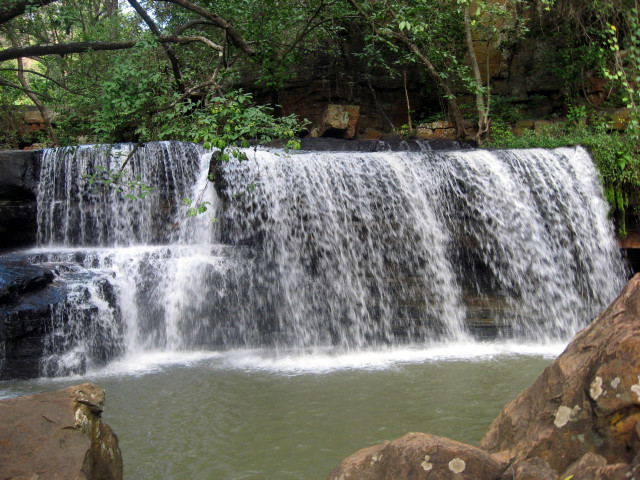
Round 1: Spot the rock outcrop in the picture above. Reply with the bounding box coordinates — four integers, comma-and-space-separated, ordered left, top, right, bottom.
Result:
481, 273, 640, 478
0, 383, 123, 480
0, 253, 63, 379
0, 149, 40, 251
310, 104, 361, 139
0, 252, 124, 380
328, 274, 640, 480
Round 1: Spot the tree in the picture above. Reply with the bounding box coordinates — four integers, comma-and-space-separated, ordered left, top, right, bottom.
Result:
0, 0, 307, 149
345, 0, 530, 143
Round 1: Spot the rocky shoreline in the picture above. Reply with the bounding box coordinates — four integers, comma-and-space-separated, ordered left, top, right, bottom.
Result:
328, 274, 640, 480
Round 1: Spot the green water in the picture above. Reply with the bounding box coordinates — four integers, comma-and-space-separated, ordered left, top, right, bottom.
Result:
0, 350, 553, 480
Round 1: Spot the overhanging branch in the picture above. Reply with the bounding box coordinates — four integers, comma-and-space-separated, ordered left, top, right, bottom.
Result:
0, 40, 138, 62
0, 35, 224, 63
0, 0, 58, 25
153, 0, 255, 56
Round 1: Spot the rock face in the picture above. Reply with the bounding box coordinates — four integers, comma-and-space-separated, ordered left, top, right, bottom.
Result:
0, 383, 123, 480
0, 253, 62, 379
311, 104, 361, 139
328, 274, 640, 480
0, 252, 124, 380
0, 149, 40, 252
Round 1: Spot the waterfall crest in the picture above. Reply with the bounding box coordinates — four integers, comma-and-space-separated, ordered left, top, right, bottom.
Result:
26, 142, 626, 375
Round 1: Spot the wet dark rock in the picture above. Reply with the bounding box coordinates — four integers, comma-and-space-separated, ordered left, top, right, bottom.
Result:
0, 254, 61, 379
0, 254, 54, 302
0, 150, 41, 251
298, 137, 469, 152
0, 253, 124, 380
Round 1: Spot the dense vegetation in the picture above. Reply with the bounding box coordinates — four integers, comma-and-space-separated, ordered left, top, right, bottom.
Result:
0, 0, 638, 231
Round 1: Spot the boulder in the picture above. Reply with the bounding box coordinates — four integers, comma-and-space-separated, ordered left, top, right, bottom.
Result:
0, 383, 123, 480
416, 121, 458, 141
327, 432, 507, 480
480, 274, 640, 475
311, 105, 361, 139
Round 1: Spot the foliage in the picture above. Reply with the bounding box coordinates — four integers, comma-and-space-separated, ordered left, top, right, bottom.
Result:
84, 165, 154, 201
160, 90, 308, 159
346, 0, 532, 142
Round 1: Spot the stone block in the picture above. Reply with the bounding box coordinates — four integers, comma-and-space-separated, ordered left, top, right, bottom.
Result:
312, 104, 361, 139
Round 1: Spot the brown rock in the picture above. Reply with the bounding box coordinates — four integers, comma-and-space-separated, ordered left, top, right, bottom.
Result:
23, 109, 44, 125
327, 432, 507, 480
358, 127, 382, 140
608, 108, 630, 131
480, 274, 640, 474
560, 453, 630, 480
416, 121, 458, 141
311, 104, 361, 139
0, 383, 123, 480
504, 457, 558, 480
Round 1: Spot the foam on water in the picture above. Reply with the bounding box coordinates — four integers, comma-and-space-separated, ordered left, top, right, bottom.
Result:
72, 341, 566, 378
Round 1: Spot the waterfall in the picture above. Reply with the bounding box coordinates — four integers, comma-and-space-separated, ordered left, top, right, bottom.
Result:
36, 142, 208, 246
25, 142, 626, 375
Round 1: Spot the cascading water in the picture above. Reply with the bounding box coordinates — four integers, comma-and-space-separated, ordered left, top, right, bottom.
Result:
23, 141, 626, 376
217, 146, 626, 345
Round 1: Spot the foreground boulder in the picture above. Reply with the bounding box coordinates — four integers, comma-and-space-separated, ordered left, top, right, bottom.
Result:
0, 383, 123, 480
328, 274, 640, 480
481, 273, 640, 478
328, 432, 507, 480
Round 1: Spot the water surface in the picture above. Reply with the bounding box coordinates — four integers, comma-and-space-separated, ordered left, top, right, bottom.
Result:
0, 347, 555, 479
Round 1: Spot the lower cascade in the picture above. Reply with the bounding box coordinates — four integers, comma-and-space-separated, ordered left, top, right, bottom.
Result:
1, 141, 628, 377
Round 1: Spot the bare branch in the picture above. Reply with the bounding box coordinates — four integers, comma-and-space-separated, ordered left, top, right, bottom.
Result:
153, 0, 255, 56
0, 78, 57, 102
0, 40, 138, 62
127, 0, 185, 93
173, 19, 215, 36
8, 30, 59, 145
0, 35, 224, 63
165, 35, 224, 51
154, 49, 224, 114
0, 67, 88, 96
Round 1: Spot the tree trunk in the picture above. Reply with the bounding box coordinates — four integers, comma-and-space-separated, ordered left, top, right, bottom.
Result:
10, 33, 59, 146
464, 6, 489, 143
403, 69, 413, 133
